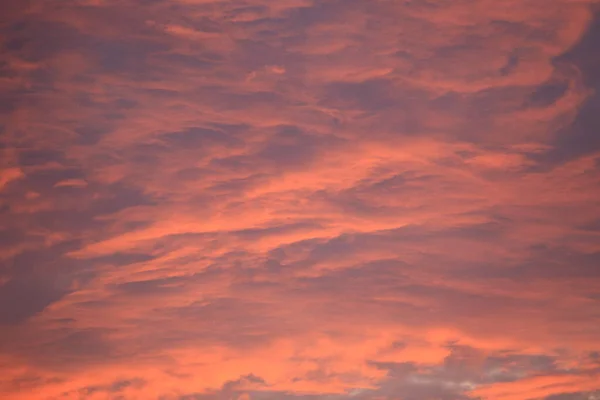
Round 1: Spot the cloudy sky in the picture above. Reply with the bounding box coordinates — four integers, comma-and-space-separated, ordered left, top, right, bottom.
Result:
1, 0, 600, 399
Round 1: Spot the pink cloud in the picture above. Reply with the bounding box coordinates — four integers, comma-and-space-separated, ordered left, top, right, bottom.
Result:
1, 0, 599, 399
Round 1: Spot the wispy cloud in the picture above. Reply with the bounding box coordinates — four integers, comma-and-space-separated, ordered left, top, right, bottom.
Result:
1, 0, 599, 399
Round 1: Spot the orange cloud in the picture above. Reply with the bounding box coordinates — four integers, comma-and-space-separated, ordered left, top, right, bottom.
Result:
1, 0, 599, 399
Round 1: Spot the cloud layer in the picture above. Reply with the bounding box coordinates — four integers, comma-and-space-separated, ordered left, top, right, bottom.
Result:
1, 0, 600, 399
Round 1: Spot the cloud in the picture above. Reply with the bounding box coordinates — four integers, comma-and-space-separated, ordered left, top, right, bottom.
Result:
1, 0, 600, 399
469, 373, 600, 400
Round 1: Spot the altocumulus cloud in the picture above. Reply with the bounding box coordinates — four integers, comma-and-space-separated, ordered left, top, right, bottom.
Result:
0, 0, 600, 399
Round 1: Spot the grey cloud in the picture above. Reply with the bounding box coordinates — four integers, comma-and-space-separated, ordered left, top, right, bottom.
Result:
0, 242, 89, 325
160, 127, 243, 150
546, 392, 600, 400
530, 11, 600, 167
77, 378, 146, 396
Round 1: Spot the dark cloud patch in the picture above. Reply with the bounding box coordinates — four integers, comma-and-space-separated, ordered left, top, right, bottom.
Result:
11, 180, 153, 234
256, 126, 330, 168
209, 154, 257, 173
203, 174, 264, 196
78, 378, 146, 396
441, 221, 508, 241
88, 252, 155, 268
18, 149, 67, 167
141, 87, 181, 99
294, 259, 412, 294
354, 350, 566, 400
0, 242, 93, 325
531, 11, 600, 167
126, 142, 171, 166
234, 39, 287, 72
74, 124, 115, 145
112, 276, 186, 296
546, 390, 600, 400
161, 52, 220, 70
234, 221, 322, 241
526, 81, 570, 108
579, 218, 600, 232
0, 19, 80, 63
287, 0, 347, 27
0, 91, 20, 114
220, 90, 285, 111
0, 227, 28, 251
513, 247, 600, 280
321, 79, 398, 111
1, 373, 63, 394
85, 36, 170, 76
482, 352, 557, 382
299, 222, 506, 265
30, 328, 117, 369
359, 171, 438, 193
221, 374, 267, 392
500, 52, 520, 76
0, 274, 72, 325
160, 126, 243, 149
0, 1, 32, 23
72, 92, 138, 116
166, 297, 284, 349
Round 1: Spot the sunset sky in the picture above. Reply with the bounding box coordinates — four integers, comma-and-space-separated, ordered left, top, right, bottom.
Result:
1, 0, 600, 399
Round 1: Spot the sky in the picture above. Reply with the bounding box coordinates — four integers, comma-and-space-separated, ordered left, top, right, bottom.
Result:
1, 0, 600, 399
